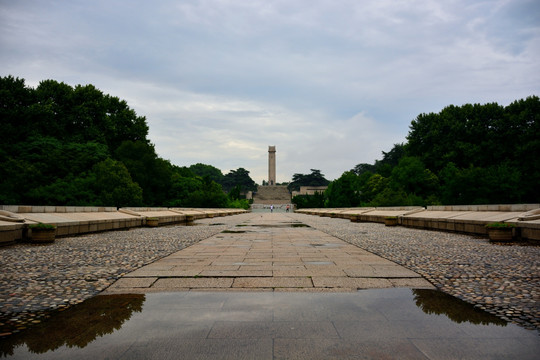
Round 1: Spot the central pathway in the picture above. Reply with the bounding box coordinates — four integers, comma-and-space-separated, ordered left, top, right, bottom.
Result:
104, 213, 433, 293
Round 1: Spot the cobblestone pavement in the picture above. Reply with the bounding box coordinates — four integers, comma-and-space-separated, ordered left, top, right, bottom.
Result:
295, 214, 540, 332
1, 212, 539, 338
0, 215, 250, 337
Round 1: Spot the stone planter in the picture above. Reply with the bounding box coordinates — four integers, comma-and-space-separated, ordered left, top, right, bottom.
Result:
31, 228, 56, 243
486, 227, 514, 242
146, 218, 159, 227
384, 217, 398, 227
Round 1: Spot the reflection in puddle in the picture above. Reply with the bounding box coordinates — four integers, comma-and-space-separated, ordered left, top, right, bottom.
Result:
0, 294, 144, 357
412, 289, 507, 326
2, 289, 535, 359
239, 223, 311, 228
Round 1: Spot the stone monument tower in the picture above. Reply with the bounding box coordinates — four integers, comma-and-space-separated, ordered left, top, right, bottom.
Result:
268, 146, 276, 186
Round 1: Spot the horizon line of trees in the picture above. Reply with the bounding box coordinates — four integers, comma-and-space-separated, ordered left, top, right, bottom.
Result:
3, 76, 538, 209
293, 96, 539, 208
0, 76, 256, 208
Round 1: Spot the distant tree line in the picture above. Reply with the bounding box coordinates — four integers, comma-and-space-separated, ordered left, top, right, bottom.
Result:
0, 76, 256, 208
294, 96, 540, 208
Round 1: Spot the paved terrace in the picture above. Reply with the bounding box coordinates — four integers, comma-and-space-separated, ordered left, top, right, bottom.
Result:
103, 213, 431, 293
0, 206, 248, 245
1, 212, 538, 342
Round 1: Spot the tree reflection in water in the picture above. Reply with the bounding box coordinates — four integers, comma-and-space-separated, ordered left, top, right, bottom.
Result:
412, 289, 507, 326
0, 294, 144, 356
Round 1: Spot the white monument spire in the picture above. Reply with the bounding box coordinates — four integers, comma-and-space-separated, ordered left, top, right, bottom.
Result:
268, 146, 276, 186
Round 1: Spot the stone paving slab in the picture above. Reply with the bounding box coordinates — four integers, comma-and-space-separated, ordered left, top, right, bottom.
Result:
103, 213, 434, 293
153, 277, 235, 288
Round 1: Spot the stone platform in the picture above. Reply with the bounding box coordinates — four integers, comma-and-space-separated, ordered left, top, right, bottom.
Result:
103, 213, 433, 293
0, 206, 248, 245
1, 212, 539, 357
296, 204, 540, 242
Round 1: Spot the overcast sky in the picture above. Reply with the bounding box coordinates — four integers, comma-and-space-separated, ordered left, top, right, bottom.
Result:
1, 0, 539, 183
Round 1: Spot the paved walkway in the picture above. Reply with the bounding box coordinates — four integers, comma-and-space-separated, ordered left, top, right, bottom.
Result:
3, 213, 538, 359
103, 213, 433, 293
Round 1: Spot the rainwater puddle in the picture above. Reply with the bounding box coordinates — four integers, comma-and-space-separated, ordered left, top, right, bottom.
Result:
312, 243, 343, 248
1, 289, 538, 359
239, 223, 311, 228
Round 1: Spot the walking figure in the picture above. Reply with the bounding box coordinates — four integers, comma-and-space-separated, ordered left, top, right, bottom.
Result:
286, 205, 290, 212
270, 204, 274, 213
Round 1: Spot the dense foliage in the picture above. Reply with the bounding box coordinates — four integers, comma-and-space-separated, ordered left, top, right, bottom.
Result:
287, 169, 329, 192
0, 76, 255, 208
300, 97, 540, 208
220, 167, 258, 193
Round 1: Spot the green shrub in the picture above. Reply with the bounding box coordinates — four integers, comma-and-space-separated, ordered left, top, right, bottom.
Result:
227, 198, 250, 210
485, 222, 515, 228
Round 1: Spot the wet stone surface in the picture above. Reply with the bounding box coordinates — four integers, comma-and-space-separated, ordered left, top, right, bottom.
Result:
2, 289, 538, 359
0, 218, 234, 337
296, 214, 540, 332
1, 212, 539, 339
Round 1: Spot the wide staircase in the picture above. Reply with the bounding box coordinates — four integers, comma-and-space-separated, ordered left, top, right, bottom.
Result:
252, 185, 291, 205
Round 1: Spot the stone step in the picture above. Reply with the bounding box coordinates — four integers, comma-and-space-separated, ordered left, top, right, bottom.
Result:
252, 186, 291, 204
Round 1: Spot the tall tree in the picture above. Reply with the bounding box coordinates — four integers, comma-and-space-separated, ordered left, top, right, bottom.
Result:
114, 141, 173, 206
189, 163, 224, 184
287, 169, 330, 192
325, 172, 361, 208
221, 168, 257, 193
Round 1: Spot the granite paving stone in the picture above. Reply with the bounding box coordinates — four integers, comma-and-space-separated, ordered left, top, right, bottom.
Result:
232, 277, 313, 288
154, 277, 234, 289
296, 213, 540, 332
1, 211, 539, 339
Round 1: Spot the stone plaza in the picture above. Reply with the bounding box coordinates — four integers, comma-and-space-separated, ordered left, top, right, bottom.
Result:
0, 211, 539, 359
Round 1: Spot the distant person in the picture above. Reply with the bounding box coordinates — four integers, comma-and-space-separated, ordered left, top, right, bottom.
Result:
270, 204, 274, 213
286, 205, 290, 212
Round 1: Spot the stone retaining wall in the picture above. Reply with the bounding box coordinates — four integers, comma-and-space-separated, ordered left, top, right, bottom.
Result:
296, 204, 540, 242
0, 206, 248, 245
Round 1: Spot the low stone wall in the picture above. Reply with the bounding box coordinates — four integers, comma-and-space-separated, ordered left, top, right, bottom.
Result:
296, 205, 540, 242
0, 206, 249, 245
0, 205, 118, 213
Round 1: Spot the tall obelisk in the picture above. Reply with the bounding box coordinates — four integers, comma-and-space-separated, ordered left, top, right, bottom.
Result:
268, 146, 276, 186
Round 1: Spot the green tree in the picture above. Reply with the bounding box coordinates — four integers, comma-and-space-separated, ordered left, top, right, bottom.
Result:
189, 163, 224, 184
221, 168, 257, 193
26, 174, 98, 206
92, 158, 143, 206
115, 141, 173, 205
184, 177, 228, 208
389, 156, 439, 200
374, 143, 406, 177
351, 163, 375, 176
0, 76, 153, 206
292, 192, 325, 209
288, 169, 330, 192
325, 171, 361, 208
359, 173, 388, 204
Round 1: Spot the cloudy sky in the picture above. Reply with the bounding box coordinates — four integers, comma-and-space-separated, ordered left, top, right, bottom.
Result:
1, 0, 539, 183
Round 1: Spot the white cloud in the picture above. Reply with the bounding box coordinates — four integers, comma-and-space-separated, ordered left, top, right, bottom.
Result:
1, 0, 538, 184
